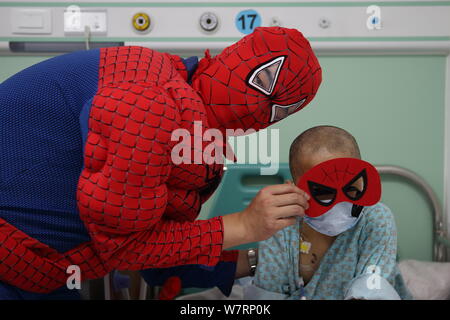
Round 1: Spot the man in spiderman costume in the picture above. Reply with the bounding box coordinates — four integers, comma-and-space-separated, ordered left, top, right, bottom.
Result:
0, 26, 321, 299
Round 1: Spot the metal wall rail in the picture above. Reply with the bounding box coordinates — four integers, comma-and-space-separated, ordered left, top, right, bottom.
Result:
376, 165, 448, 262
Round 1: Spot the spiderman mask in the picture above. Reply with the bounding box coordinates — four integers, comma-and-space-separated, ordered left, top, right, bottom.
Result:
297, 158, 382, 236
191, 27, 322, 134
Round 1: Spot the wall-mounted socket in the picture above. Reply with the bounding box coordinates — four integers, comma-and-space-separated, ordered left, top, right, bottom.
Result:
64, 7, 107, 35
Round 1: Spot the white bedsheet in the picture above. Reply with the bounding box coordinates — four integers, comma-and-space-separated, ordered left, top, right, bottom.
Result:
398, 260, 450, 300
177, 261, 450, 300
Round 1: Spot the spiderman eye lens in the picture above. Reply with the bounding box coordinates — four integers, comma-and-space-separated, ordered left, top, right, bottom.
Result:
342, 169, 367, 201
248, 56, 285, 95
270, 98, 306, 123
253, 63, 279, 91
307, 181, 337, 206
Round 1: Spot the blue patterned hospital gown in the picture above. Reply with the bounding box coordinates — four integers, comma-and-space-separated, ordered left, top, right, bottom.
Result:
251, 203, 412, 300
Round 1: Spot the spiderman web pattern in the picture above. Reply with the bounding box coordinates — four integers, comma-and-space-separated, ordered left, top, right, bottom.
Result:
77, 46, 226, 271
0, 216, 108, 293
319, 163, 358, 186
194, 27, 322, 132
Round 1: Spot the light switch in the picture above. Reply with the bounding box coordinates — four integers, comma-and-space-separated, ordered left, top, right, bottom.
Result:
11, 9, 52, 34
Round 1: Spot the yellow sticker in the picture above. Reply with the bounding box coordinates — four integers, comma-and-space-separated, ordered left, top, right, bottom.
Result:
300, 241, 311, 254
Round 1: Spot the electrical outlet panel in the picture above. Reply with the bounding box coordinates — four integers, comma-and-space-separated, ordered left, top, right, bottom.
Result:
64, 10, 107, 35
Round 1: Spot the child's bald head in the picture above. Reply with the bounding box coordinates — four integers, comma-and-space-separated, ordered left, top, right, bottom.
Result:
289, 125, 361, 182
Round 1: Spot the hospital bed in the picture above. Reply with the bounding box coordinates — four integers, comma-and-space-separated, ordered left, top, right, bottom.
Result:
172, 163, 450, 300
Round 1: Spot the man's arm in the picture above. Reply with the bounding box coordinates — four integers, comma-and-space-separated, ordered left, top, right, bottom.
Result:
235, 249, 255, 278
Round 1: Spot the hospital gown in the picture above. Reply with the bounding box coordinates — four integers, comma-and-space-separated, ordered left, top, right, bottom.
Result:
251, 202, 412, 300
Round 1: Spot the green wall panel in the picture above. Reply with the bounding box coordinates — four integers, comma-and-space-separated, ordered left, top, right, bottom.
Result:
0, 55, 53, 81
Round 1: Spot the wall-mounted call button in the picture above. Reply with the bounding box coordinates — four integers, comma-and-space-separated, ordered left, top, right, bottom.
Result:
270, 17, 281, 27
318, 17, 331, 29
199, 12, 219, 32
132, 12, 151, 32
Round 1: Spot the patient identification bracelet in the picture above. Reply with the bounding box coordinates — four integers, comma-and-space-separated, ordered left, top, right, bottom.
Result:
247, 248, 258, 276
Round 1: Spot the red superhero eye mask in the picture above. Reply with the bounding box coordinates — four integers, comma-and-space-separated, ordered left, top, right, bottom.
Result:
297, 158, 382, 217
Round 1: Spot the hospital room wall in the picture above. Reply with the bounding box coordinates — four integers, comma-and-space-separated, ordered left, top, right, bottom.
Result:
0, 54, 446, 262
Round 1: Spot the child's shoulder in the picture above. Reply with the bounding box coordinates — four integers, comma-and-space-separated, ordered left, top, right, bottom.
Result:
360, 202, 397, 234
364, 202, 394, 218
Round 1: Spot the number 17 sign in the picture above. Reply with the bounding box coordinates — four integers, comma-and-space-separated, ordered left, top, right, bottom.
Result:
235, 9, 262, 34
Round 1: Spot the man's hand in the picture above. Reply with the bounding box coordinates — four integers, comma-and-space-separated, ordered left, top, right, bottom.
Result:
222, 183, 309, 249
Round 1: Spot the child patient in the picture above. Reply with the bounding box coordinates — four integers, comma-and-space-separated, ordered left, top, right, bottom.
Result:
247, 125, 412, 300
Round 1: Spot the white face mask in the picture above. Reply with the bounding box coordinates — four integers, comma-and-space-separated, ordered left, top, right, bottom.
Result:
303, 202, 364, 236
